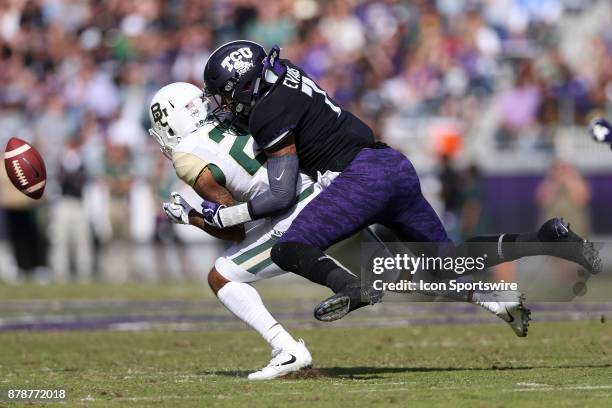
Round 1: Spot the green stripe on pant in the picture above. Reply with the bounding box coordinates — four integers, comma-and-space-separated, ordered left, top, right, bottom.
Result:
232, 237, 277, 267
230, 184, 315, 274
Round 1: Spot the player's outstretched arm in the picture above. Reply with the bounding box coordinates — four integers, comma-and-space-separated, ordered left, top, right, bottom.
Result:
163, 190, 244, 242
190, 167, 245, 242
188, 211, 244, 242
205, 135, 300, 228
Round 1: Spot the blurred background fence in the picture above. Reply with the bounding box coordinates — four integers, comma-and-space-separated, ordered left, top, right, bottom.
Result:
0, 0, 611, 284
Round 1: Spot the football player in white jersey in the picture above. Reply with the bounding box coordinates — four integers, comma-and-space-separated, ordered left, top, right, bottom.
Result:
149, 82, 314, 380
148, 82, 534, 380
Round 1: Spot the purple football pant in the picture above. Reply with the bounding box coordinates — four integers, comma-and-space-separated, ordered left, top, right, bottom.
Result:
280, 146, 451, 249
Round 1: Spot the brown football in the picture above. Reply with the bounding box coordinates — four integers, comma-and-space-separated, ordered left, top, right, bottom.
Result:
4, 137, 47, 199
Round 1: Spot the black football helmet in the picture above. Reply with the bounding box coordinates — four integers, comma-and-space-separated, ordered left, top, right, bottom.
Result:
203, 40, 267, 121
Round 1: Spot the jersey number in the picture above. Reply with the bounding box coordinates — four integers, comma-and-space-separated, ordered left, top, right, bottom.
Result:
302, 77, 341, 116
208, 127, 266, 175
284, 66, 341, 117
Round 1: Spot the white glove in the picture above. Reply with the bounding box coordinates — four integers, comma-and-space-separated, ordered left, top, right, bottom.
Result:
162, 192, 193, 225
316, 170, 339, 189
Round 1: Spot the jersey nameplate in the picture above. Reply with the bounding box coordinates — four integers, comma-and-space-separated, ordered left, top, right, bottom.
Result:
283, 67, 301, 89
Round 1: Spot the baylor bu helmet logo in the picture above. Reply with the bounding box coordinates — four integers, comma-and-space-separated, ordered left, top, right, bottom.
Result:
221, 47, 254, 74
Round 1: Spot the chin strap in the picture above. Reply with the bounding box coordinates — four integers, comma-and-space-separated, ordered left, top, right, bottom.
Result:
251, 77, 262, 106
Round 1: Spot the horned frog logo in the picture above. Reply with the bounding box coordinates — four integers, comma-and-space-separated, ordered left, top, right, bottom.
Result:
234, 59, 254, 76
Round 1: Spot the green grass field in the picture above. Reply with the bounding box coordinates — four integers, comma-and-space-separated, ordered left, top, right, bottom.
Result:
0, 283, 611, 407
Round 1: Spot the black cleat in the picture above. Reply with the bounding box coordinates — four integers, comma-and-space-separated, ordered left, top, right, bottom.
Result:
538, 218, 602, 275
314, 282, 383, 322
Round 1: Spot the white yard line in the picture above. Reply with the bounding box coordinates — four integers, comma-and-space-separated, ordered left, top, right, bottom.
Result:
513, 384, 612, 392
77, 382, 612, 403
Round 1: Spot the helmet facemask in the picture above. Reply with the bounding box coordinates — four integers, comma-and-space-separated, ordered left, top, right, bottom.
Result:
149, 126, 177, 160
231, 73, 263, 114
205, 74, 261, 130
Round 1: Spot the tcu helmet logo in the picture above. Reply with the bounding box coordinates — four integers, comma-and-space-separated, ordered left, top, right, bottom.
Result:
221, 47, 254, 74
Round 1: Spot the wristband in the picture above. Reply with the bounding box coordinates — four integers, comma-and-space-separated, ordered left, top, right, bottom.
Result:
218, 203, 252, 227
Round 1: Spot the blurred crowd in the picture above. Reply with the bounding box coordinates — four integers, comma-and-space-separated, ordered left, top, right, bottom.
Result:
0, 0, 607, 282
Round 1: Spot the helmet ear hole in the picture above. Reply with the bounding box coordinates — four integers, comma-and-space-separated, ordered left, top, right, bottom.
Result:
168, 128, 175, 136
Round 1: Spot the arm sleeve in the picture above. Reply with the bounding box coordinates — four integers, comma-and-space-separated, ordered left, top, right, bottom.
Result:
248, 154, 299, 219
215, 154, 299, 228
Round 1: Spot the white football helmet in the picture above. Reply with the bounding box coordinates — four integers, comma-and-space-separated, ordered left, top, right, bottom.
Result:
148, 82, 209, 159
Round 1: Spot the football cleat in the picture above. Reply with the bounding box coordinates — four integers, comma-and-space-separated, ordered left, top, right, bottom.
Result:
474, 291, 531, 337
247, 339, 312, 380
538, 218, 602, 275
314, 282, 383, 322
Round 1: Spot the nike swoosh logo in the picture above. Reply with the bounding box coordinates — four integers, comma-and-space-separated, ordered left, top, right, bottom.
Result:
279, 354, 297, 366
274, 169, 285, 181
504, 306, 515, 323
22, 157, 41, 179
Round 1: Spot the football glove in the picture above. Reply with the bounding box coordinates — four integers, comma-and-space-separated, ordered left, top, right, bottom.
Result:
589, 118, 612, 149
201, 199, 226, 229
162, 192, 193, 225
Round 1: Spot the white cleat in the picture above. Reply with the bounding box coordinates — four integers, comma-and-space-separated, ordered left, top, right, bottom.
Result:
248, 339, 312, 380
474, 291, 531, 337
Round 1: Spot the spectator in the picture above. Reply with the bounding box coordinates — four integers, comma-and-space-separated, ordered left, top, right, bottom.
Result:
496, 60, 543, 148
460, 164, 486, 239
0, 162, 47, 281
102, 142, 133, 282
438, 155, 462, 217
50, 135, 93, 283
536, 159, 591, 236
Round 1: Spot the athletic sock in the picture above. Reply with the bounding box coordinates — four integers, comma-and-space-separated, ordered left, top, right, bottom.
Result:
266, 323, 298, 351
459, 232, 546, 269
217, 281, 298, 351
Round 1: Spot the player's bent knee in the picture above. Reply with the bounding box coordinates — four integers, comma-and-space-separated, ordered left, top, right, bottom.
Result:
272, 241, 351, 288
271, 241, 328, 274
270, 242, 298, 272
207, 266, 230, 295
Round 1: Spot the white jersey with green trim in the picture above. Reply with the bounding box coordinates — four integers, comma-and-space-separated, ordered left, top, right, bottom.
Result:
173, 120, 314, 203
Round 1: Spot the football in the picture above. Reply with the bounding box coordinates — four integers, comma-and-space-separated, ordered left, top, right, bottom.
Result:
3, 137, 47, 200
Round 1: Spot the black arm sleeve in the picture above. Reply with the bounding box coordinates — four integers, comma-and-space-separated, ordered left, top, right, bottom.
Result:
247, 154, 299, 219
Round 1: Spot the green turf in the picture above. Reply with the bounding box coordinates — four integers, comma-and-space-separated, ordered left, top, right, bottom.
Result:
1, 321, 611, 407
